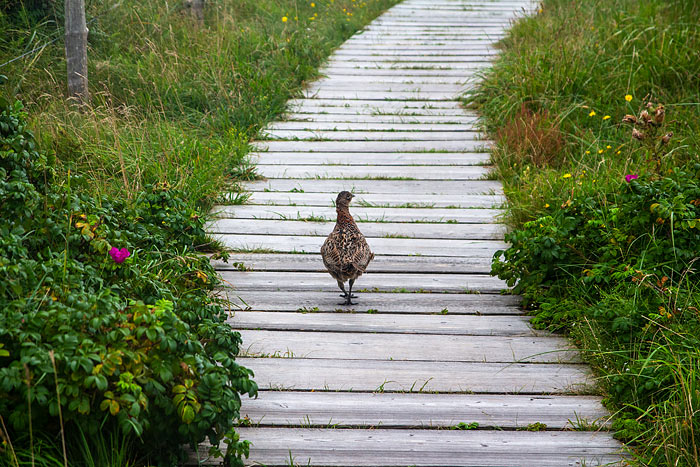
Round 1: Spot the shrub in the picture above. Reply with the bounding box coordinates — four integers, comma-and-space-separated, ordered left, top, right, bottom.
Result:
0, 97, 257, 465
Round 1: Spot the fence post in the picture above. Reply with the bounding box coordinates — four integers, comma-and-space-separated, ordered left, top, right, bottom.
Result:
191, 0, 204, 21
65, 0, 89, 101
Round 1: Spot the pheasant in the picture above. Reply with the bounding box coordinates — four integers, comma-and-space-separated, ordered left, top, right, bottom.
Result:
321, 191, 374, 305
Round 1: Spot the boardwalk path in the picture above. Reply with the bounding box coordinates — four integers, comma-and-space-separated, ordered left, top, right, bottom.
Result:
206, 0, 624, 465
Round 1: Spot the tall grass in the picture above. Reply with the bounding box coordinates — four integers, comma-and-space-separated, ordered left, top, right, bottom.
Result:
0, 0, 398, 209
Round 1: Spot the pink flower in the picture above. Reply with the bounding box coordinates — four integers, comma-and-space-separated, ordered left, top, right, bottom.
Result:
625, 174, 639, 183
109, 247, 131, 263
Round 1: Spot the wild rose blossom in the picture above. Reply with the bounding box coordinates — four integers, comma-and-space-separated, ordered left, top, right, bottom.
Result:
625, 174, 639, 183
109, 247, 131, 263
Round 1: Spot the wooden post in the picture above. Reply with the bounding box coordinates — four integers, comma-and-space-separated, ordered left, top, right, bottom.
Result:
64, 0, 89, 101
191, 0, 204, 21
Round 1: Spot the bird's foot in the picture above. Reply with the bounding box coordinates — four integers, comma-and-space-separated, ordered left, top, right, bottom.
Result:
339, 293, 358, 298
338, 299, 357, 306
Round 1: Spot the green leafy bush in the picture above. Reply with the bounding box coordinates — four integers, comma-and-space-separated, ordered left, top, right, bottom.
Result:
0, 98, 257, 465
494, 164, 700, 305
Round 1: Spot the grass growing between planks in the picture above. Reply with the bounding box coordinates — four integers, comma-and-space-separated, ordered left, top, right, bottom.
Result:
467, 0, 700, 465
0, 0, 398, 210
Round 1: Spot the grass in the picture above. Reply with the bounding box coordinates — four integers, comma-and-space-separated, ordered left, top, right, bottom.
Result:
469, 0, 700, 464
0, 0, 399, 212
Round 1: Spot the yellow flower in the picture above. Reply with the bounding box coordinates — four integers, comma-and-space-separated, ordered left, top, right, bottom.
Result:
282, 16, 288, 22
563, 173, 572, 179
585, 150, 590, 155
616, 150, 621, 155
602, 115, 611, 120
625, 94, 633, 102
598, 149, 604, 154
589, 110, 596, 117
606, 145, 611, 149
310, 2, 315, 6
545, 203, 550, 208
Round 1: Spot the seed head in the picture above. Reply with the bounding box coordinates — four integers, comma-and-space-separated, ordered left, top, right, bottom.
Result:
640, 110, 652, 124
622, 114, 637, 124
632, 128, 645, 140
654, 104, 665, 125
661, 132, 673, 145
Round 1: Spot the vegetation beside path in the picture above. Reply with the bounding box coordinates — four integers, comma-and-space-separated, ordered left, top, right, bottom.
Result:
469, 1, 699, 465
0, 0, 397, 465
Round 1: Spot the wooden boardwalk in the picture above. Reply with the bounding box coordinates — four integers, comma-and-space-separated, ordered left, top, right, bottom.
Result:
203, 0, 625, 465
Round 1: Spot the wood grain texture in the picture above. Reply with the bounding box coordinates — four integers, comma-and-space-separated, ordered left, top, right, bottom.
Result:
230, 311, 537, 336
238, 330, 579, 363
244, 192, 504, 208
219, 270, 508, 293
213, 204, 505, 223
214, 234, 507, 258
209, 219, 506, 240
243, 179, 502, 195
238, 391, 612, 429
220, 290, 523, 314
239, 357, 594, 393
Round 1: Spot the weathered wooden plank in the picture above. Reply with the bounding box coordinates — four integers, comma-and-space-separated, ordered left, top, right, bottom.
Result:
212, 253, 496, 273
238, 358, 594, 393
238, 330, 577, 363
328, 55, 494, 63
261, 130, 481, 141
193, 429, 621, 466
302, 90, 463, 100
209, 219, 506, 240
312, 76, 473, 85
267, 122, 477, 132
332, 49, 496, 56
213, 205, 504, 223
238, 392, 611, 429
319, 69, 482, 77
222, 290, 522, 314
306, 83, 471, 92
254, 140, 490, 153
323, 64, 490, 72
242, 192, 503, 208
282, 113, 478, 123
255, 165, 491, 180
288, 98, 464, 108
219, 271, 507, 293
291, 104, 476, 115
230, 311, 535, 336
243, 179, 502, 195
215, 235, 506, 259
250, 151, 489, 166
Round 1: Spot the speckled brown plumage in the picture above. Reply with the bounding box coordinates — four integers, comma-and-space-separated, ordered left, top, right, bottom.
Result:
321, 191, 374, 305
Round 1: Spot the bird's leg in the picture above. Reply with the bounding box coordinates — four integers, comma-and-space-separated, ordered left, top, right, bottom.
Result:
344, 279, 357, 305
337, 280, 357, 298
337, 280, 348, 298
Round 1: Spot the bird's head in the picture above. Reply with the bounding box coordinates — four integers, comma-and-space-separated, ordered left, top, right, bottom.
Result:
336, 191, 355, 208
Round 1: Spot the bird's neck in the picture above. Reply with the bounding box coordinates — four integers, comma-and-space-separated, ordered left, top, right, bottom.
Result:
336, 206, 355, 225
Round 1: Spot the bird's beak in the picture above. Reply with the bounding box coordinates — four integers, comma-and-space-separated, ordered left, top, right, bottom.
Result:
350, 193, 355, 198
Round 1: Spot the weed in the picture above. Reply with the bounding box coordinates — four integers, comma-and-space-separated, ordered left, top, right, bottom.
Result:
451, 422, 479, 430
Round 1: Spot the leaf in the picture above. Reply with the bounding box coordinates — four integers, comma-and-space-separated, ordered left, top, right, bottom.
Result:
109, 400, 120, 415
182, 404, 195, 424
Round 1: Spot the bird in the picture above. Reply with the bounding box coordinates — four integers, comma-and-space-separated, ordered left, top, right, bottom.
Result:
321, 191, 374, 305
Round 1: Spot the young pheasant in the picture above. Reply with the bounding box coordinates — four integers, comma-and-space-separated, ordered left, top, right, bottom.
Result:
321, 191, 374, 305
